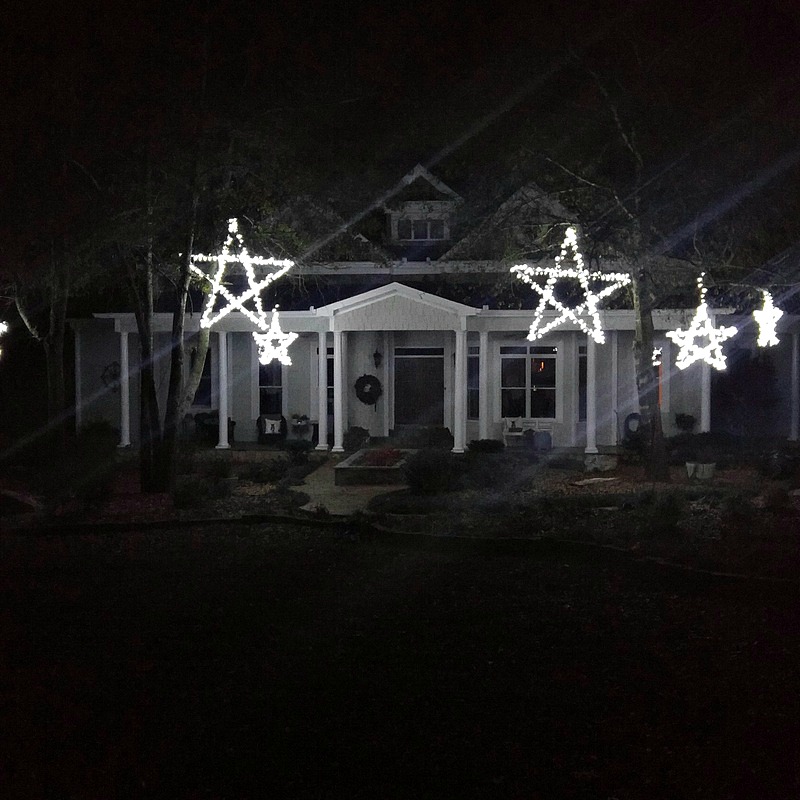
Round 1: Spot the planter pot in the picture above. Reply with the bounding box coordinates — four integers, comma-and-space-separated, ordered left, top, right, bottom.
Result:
686, 461, 715, 480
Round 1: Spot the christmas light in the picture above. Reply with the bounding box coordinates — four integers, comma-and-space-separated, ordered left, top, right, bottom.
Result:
753, 289, 782, 347
511, 226, 630, 344
652, 347, 662, 367
253, 307, 298, 365
666, 274, 737, 371
190, 218, 294, 330
0, 321, 7, 358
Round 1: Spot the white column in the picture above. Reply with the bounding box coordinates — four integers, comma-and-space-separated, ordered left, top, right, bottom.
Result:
700, 361, 711, 433
452, 328, 467, 453
118, 330, 131, 447
479, 330, 489, 441
332, 330, 344, 452
216, 330, 230, 449
74, 327, 83, 432
585, 335, 598, 454
789, 333, 800, 442
316, 331, 329, 451
610, 331, 618, 446
382, 331, 391, 437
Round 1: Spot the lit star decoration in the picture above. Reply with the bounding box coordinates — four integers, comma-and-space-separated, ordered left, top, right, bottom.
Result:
511, 226, 631, 344
665, 273, 737, 371
190, 218, 294, 330
253, 307, 298, 366
753, 290, 782, 347
0, 321, 7, 358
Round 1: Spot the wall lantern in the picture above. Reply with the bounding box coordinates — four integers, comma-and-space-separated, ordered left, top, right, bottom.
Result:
373, 350, 383, 369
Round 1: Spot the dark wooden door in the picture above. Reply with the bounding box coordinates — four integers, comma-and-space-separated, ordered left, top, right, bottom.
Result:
394, 356, 444, 425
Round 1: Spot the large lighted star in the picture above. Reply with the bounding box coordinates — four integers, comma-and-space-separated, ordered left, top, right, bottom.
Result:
253, 308, 298, 365
511, 227, 630, 344
666, 274, 737, 371
190, 218, 294, 330
753, 289, 782, 347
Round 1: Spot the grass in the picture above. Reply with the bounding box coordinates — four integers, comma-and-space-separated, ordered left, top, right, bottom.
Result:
2, 524, 800, 799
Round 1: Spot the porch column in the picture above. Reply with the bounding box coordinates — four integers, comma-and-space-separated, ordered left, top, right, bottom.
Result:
332, 329, 344, 452
216, 330, 230, 449
452, 328, 467, 453
700, 361, 711, 433
74, 326, 83, 432
791, 332, 799, 441
316, 331, 329, 451
584, 335, 598, 454
610, 331, 618, 446
118, 330, 131, 448
479, 330, 489, 441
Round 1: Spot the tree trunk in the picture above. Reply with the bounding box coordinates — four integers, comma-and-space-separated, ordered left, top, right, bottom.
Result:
630, 260, 670, 481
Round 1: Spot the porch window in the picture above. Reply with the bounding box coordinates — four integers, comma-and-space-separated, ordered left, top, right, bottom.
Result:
259, 361, 282, 415
467, 346, 479, 420
191, 347, 212, 408
578, 345, 587, 422
500, 345, 557, 418
318, 347, 334, 417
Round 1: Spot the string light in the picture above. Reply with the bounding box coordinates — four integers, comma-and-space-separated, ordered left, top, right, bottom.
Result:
511, 226, 631, 344
253, 308, 298, 365
666, 273, 737, 371
753, 289, 782, 347
190, 218, 294, 330
652, 347, 662, 367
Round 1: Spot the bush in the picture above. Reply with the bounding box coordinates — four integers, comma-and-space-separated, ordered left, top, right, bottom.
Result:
173, 475, 211, 509
343, 426, 370, 452
362, 447, 403, 466
467, 439, 505, 454
403, 448, 461, 494
282, 439, 315, 457
199, 456, 232, 481
239, 459, 289, 484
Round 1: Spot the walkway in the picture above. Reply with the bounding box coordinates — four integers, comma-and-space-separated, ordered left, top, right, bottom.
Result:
299, 457, 406, 516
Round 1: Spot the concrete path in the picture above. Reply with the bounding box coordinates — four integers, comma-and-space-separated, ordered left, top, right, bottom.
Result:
299, 458, 406, 516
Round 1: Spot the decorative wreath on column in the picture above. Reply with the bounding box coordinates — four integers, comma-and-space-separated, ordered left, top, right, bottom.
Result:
354, 374, 383, 406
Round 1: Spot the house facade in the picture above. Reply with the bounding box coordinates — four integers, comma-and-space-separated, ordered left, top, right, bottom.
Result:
70, 167, 800, 452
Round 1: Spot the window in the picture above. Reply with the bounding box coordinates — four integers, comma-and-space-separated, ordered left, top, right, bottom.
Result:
318, 347, 334, 417
500, 345, 557, 418
191, 347, 212, 407
396, 217, 448, 241
467, 346, 479, 420
259, 361, 282, 415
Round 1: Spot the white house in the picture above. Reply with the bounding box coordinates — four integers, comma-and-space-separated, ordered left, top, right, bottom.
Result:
69, 167, 800, 452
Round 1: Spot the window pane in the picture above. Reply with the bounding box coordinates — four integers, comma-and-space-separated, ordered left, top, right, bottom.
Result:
467, 389, 479, 420
578, 353, 587, 421
531, 388, 556, 418
429, 219, 445, 239
500, 346, 528, 355
502, 388, 525, 418
259, 388, 282, 416
530, 357, 556, 387
259, 362, 281, 388
192, 349, 212, 407
467, 355, 479, 389
412, 219, 428, 239
397, 219, 412, 240
326, 357, 334, 388
501, 357, 525, 388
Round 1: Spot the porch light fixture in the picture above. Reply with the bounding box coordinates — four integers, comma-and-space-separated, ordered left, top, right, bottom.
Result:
511, 226, 631, 344
373, 350, 383, 369
666, 273, 737, 371
753, 290, 782, 348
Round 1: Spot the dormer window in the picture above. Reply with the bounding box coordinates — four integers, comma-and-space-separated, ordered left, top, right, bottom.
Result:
397, 216, 447, 242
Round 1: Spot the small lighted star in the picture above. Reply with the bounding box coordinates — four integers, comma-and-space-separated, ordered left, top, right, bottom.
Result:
666, 274, 737, 371
511, 226, 631, 344
253, 308, 298, 365
190, 218, 294, 330
753, 290, 782, 348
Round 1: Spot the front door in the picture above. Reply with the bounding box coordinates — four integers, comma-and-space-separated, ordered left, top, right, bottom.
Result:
394, 348, 444, 425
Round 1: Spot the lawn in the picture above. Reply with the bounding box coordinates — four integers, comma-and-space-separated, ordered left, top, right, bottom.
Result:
2, 523, 799, 799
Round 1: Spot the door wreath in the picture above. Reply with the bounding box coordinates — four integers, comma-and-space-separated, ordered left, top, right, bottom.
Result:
354, 374, 383, 406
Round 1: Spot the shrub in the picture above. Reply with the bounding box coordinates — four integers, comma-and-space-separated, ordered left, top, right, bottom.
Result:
343, 426, 370, 452
362, 447, 403, 466
403, 448, 460, 494
173, 476, 211, 509
282, 439, 315, 457
199, 456, 232, 481
467, 439, 505, 454
239, 459, 288, 484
